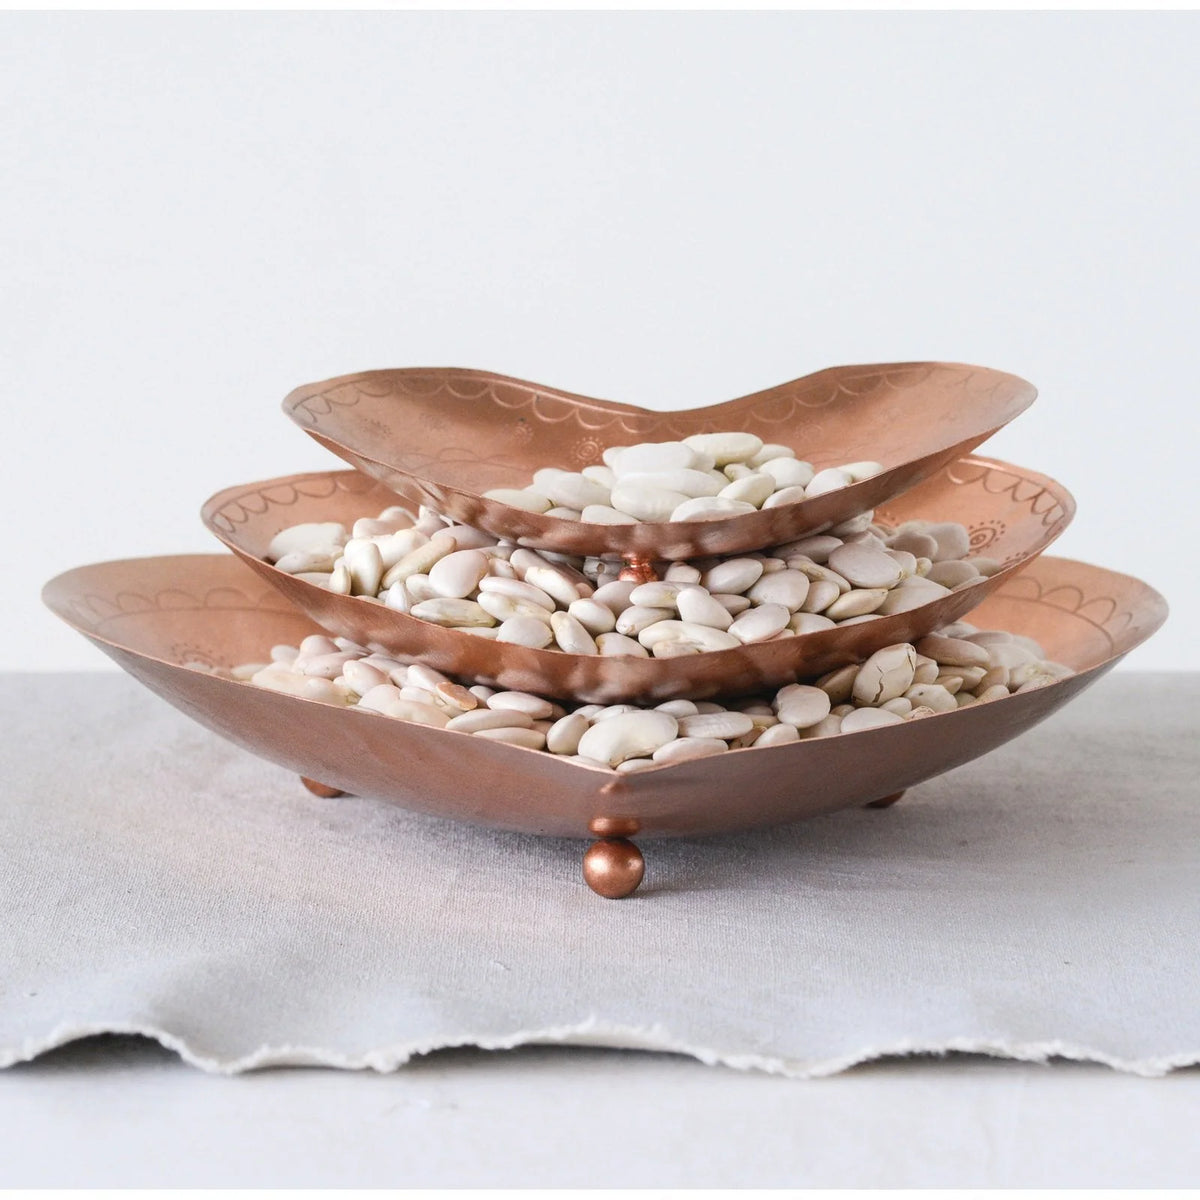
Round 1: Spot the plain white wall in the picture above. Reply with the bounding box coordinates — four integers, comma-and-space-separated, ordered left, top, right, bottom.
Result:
5, 12, 1196, 671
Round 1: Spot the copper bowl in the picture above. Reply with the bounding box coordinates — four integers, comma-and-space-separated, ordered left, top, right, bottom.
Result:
200, 457, 1075, 704
43, 552, 1164, 897
281, 362, 1037, 560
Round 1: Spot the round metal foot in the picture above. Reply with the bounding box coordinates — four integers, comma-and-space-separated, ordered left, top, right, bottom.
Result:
583, 838, 645, 898
301, 776, 345, 798
617, 555, 658, 584
864, 789, 905, 809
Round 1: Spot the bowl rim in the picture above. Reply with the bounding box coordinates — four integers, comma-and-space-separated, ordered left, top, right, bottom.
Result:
280, 360, 1040, 557
42, 551, 1168, 780
196, 454, 1078, 692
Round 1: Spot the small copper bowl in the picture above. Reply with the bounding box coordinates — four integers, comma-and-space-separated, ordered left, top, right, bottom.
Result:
42, 553, 1166, 895
200, 456, 1074, 704
281, 362, 1036, 559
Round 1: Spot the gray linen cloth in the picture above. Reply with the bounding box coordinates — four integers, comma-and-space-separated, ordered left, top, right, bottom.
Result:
2, 672, 1197, 1076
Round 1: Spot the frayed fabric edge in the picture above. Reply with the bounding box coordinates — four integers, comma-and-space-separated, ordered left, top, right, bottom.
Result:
3, 1017, 1198, 1079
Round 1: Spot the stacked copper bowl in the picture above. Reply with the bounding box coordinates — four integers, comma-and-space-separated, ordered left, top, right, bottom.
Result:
44, 363, 1167, 897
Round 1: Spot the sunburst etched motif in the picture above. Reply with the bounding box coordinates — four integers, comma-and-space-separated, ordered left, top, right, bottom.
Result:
572, 436, 605, 465
171, 642, 220, 670
968, 520, 1007, 553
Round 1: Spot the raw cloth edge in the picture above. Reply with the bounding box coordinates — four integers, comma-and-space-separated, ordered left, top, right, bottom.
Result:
3, 1017, 1197, 1078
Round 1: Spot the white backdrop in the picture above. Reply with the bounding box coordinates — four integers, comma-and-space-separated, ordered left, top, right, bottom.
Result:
5, 12, 1196, 671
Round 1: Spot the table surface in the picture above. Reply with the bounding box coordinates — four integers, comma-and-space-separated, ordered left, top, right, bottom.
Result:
5, 668, 1199, 1186
2, 1035, 1199, 1187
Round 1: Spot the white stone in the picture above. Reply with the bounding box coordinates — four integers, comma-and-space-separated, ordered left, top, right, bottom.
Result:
758, 458, 815, 490
926, 559, 980, 589
476, 592, 552, 623
546, 713, 589, 755
608, 441, 701, 476
495, 616, 555, 648
446, 708, 534, 732
577, 710, 679, 766
840, 707, 904, 733
675, 586, 734, 629
615, 605, 675, 636
671, 496, 758, 521
903, 683, 959, 713
875, 580, 951, 615
761, 485, 810, 509
637, 620, 741, 652
629, 581, 684, 608
925, 522, 972, 562
729, 603, 791, 643
409, 597, 495, 627
676, 712, 755, 740
652, 737, 729, 763
719, 473, 775, 506
542, 472, 611, 511
487, 690, 556, 718
746, 570, 810, 611
915, 634, 992, 668
824, 588, 889, 619
596, 632, 649, 657
550, 611, 598, 654
583, 583, 632, 620
477, 576, 556, 610
268, 522, 347, 563
524, 564, 590, 606
618, 469, 725, 498
701, 557, 764, 594
839, 460, 885, 481
481, 488, 553, 513
828, 543, 904, 589
805, 467, 853, 496
747, 443, 797, 467
774, 683, 832, 728
754, 722, 800, 747
471, 726, 548, 750
580, 505, 638, 525
682, 431, 763, 465
852, 644, 918, 705
567, 597, 617, 634
427, 548, 490, 599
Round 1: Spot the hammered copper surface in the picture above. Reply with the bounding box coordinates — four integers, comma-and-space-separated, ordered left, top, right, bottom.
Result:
42, 553, 1165, 840
200, 457, 1075, 704
281, 363, 1037, 559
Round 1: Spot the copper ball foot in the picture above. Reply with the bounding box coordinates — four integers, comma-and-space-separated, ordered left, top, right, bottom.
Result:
865, 789, 906, 809
301, 776, 345, 798
583, 838, 645, 898
617, 555, 658, 584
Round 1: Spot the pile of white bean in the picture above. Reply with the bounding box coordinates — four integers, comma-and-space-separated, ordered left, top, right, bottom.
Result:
214, 624, 1072, 770
481, 431, 883, 524
266, 503, 1002, 656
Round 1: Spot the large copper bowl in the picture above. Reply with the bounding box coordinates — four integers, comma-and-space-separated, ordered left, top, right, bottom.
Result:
43, 554, 1164, 848
281, 362, 1037, 559
200, 457, 1074, 704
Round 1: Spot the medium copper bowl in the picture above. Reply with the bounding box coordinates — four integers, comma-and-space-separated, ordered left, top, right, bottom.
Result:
200, 457, 1074, 704
42, 553, 1164, 845
281, 362, 1036, 559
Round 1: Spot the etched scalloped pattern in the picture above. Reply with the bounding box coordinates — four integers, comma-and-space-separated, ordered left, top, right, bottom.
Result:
70, 569, 1147, 667
214, 459, 1071, 571
67, 583, 293, 633
207, 471, 385, 536
875, 460, 1073, 569
286, 365, 1030, 472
